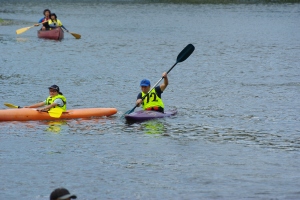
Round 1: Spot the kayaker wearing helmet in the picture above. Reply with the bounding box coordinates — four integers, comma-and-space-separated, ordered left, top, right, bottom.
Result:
48, 13, 69, 32
24, 85, 67, 112
136, 72, 168, 113
34, 9, 51, 30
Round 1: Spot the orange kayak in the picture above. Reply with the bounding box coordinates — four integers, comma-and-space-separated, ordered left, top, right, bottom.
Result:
0, 108, 117, 121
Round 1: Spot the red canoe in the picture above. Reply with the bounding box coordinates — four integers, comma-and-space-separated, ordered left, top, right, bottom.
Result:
37, 27, 64, 40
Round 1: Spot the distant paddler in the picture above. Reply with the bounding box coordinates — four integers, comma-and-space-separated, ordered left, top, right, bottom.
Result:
34, 9, 51, 30
24, 85, 66, 113
136, 72, 169, 113
16, 9, 51, 34
47, 13, 81, 39
48, 13, 69, 32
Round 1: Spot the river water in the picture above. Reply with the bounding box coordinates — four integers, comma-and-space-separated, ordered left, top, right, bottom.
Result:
1, 1, 300, 199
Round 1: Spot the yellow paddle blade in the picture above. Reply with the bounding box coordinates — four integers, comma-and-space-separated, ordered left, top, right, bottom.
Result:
70, 32, 81, 39
4, 103, 19, 108
16, 26, 34, 35
48, 108, 63, 118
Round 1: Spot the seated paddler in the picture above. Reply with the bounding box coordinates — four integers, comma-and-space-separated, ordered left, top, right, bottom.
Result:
24, 85, 67, 112
136, 72, 168, 113
48, 13, 69, 32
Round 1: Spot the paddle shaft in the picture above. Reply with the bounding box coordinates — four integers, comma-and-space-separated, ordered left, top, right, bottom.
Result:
61, 27, 81, 39
139, 61, 178, 104
145, 44, 195, 101
16, 20, 49, 35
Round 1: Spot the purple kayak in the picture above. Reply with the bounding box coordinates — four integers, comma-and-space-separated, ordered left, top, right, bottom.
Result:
125, 109, 177, 122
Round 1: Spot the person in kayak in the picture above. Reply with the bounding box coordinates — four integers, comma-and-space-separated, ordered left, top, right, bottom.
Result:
48, 13, 69, 32
136, 72, 168, 113
24, 85, 67, 112
34, 9, 51, 30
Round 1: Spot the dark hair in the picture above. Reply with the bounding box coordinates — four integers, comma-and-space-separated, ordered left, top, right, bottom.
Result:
43, 9, 51, 15
50, 13, 57, 19
48, 84, 63, 95
50, 188, 77, 200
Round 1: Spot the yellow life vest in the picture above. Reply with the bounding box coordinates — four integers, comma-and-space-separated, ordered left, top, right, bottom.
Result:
141, 88, 164, 110
48, 19, 63, 27
46, 94, 67, 111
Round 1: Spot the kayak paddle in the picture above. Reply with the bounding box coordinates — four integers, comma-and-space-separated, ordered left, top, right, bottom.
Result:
16, 25, 36, 35
4, 103, 21, 108
16, 21, 47, 35
122, 43, 195, 117
4, 103, 64, 118
61, 27, 81, 39
69, 31, 81, 39
47, 108, 64, 118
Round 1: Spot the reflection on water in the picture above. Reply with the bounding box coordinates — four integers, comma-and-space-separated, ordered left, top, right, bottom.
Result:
141, 120, 167, 135
15, 37, 29, 42
0, 19, 14, 25
124, 119, 172, 135
44, 120, 67, 133
124, 119, 169, 135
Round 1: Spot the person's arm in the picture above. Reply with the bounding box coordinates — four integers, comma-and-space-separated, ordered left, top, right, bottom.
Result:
34, 18, 43, 26
37, 102, 58, 112
38, 17, 44, 23
35, 18, 49, 26
24, 102, 45, 108
57, 19, 69, 32
160, 72, 168, 91
61, 25, 69, 32
37, 98, 63, 112
136, 93, 142, 107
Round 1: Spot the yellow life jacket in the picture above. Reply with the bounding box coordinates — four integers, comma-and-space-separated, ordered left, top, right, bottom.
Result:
48, 19, 63, 27
46, 94, 67, 111
141, 88, 164, 110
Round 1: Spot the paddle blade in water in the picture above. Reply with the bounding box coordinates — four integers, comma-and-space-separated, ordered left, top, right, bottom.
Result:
70, 32, 81, 39
4, 103, 19, 108
121, 107, 136, 119
176, 44, 195, 63
16, 26, 33, 35
48, 108, 63, 118
125, 107, 136, 115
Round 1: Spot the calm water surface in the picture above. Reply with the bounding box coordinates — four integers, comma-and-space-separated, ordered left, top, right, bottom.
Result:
0, 1, 300, 199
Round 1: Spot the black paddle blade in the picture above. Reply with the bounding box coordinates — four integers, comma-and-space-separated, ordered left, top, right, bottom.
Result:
176, 44, 195, 63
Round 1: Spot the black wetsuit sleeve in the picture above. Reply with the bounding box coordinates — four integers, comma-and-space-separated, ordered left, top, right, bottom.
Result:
137, 92, 142, 100
155, 86, 163, 98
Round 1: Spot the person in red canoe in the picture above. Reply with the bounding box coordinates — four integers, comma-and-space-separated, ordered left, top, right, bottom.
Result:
48, 13, 69, 32
136, 72, 168, 113
34, 9, 51, 30
24, 85, 67, 112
